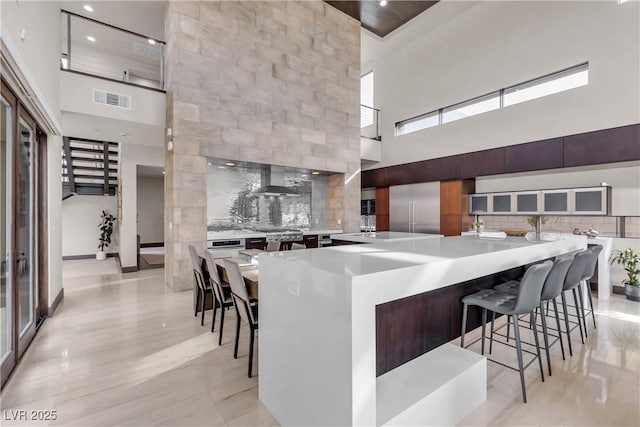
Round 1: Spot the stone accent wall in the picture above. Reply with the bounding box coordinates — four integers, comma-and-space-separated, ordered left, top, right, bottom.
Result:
164, 1, 361, 290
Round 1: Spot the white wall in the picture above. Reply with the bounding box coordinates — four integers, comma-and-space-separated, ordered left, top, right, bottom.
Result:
62, 195, 118, 257
47, 136, 63, 305
476, 161, 640, 216
1, 0, 61, 127
60, 72, 166, 128
119, 144, 164, 268
137, 176, 164, 244
365, 0, 640, 169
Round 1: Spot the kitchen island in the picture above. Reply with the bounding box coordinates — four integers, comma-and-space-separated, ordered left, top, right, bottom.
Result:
258, 233, 587, 426
330, 231, 443, 244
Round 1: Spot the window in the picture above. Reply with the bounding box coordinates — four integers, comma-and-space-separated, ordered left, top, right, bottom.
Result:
503, 63, 588, 107
395, 62, 589, 136
442, 92, 500, 124
361, 72, 374, 128
396, 111, 438, 136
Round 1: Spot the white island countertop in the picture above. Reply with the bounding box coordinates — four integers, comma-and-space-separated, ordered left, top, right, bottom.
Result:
258, 234, 588, 426
330, 231, 443, 243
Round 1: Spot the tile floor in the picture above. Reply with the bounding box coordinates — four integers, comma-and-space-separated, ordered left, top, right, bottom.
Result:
1, 261, 638, 426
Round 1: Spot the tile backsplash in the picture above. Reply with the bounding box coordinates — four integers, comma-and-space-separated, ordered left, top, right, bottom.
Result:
478, 215, 639, 238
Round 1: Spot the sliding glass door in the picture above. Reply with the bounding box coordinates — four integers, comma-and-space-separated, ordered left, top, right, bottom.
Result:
0, 91, 15, 384
16, 114, 37, 356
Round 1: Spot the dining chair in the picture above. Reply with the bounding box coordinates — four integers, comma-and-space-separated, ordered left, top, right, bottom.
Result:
188, 245, 212, 326
290, 242, 306, 250
203, 250, 234, 345
224, 259, 259, 378
266, 241, 280, 252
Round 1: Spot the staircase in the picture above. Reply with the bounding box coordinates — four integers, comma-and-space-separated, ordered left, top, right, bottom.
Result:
62, 137, 119, 200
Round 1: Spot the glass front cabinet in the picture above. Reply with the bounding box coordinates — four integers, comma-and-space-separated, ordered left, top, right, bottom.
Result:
469, 186, 610, 215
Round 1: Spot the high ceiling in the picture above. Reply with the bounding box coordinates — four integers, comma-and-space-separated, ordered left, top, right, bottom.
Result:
325, 0, 439, 37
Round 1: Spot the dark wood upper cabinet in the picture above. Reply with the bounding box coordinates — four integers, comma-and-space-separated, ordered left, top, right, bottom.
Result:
564, 124, 640, 167
504, 137, 563, 173
459, 148, 505, 179
411, 156, 459, 183
373, 168, 389, 188
361, 169, 375, 188
386, 164, 412, 186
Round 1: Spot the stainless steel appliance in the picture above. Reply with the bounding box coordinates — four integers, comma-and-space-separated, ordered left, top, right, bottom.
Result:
209, 238, 245, 249
318, 234, 332, 247
390, 182, 440, 233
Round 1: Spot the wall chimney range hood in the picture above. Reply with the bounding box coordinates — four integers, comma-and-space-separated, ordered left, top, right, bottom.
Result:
257, 165, 300, 197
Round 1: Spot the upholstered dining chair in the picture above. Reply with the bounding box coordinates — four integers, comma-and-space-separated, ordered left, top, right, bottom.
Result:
224, 259, 259, 378
188, 245, 212, 327
203, 250, 234, 345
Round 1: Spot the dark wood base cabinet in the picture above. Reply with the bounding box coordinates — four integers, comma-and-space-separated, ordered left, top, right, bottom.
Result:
375, 266, 524, 376
245, 238, 266, 250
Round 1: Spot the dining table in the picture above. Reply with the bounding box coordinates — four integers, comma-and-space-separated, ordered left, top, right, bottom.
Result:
212, 255, 259, 299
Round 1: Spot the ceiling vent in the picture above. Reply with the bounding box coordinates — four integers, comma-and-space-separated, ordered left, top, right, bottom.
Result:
93, 89, 131, 110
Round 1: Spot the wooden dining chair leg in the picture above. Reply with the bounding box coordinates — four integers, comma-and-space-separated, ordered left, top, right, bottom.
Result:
194, 288, 200, 317
234, 306, 241, 359
248, 327, 255, 378
218, 305, 226, 345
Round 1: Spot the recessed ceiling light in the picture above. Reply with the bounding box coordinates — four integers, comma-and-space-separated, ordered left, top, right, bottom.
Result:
217, 166, 227, 170
148, 39, 156, 45
224, 162, 236, 166
86, 36, 96, 42
380, 0, 388, 6
311, 171, 320, 175
162, 171, 165, 175
207, 161, 213, 166
83, 5, 94, 12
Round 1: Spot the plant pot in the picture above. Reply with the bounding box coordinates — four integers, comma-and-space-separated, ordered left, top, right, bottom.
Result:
625, 284, 640, 302
96, 251, 107, 261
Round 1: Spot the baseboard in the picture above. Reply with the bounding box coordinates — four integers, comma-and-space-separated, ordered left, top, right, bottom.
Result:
62, 253, 118, 260
140, 242, 164, 248
122, 266, 138, 273
612, 286, 625, 295
48, 288, 64, 317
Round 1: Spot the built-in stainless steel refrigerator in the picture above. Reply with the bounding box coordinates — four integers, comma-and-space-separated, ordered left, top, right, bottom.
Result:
389, 182, 440, 234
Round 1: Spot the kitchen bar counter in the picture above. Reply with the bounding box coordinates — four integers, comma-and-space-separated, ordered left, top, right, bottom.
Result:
258, 234, 587, 426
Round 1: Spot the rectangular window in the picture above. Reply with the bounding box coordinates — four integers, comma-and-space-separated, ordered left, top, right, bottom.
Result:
503, 63, 588, 107
442, 92, 500, 124
396, 111, 439, 136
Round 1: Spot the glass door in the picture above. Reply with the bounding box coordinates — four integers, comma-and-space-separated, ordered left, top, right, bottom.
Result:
0, 92, 15, 384
16, 113, 37, 357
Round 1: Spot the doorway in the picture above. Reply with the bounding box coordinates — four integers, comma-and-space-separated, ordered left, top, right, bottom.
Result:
1, 79, 47, 388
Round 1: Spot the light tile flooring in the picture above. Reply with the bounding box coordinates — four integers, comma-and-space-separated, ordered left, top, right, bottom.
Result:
1, 261, 639, 426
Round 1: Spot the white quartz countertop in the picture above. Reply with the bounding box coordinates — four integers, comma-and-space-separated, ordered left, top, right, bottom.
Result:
331, 231, 443, 243
260, 234, 587, 277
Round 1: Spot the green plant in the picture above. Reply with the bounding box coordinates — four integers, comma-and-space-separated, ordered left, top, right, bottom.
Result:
610, 248, 640, 287
474, 220, 484, 229
526, 215, 551, 229
98, 210, 116, 252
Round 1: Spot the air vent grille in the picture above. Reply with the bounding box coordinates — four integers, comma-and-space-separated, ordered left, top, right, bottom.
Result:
92, 89, 131, 109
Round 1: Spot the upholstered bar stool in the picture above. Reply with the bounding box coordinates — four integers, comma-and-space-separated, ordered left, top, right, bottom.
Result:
581, 245, 602, 329
559, 249, 591, 355
460, 261, 553, 403
492, 255, 574, 376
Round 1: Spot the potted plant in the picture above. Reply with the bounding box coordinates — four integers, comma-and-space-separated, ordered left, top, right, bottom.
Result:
610, 248, 640, 302
97, 210, 116, 261
474, 220, 484, 232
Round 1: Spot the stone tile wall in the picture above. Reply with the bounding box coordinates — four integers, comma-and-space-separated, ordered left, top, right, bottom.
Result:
164, 1, 361, 290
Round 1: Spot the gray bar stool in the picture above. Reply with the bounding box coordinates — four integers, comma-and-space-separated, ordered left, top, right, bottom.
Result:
560, 249, 591, 355
493, 255, 574, 376
460, 260, 553, 403
581, 245, 602, 329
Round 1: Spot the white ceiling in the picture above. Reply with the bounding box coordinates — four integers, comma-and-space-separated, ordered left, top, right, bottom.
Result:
61, 1, 166, 41
62, 111, 164, 148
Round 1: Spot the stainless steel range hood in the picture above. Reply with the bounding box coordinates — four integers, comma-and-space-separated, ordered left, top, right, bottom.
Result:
256, 165, 300, 197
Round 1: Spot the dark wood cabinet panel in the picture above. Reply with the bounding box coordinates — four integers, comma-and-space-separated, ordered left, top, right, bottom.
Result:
376, 215, 389, 231
245, 238, 266, 250
385, 164, 412, 186
303, 235, 318, 248
564, 124, 640, 167
440, 214, 463, 236
375, 266, 524, 376
375, 187, 389, 215
504, 137, 563, 173
440, 181, 462, 215
459, 148, 505, 179
361, 169, 375, 188
373, 168, 388, 188
411, 156, 459, 183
